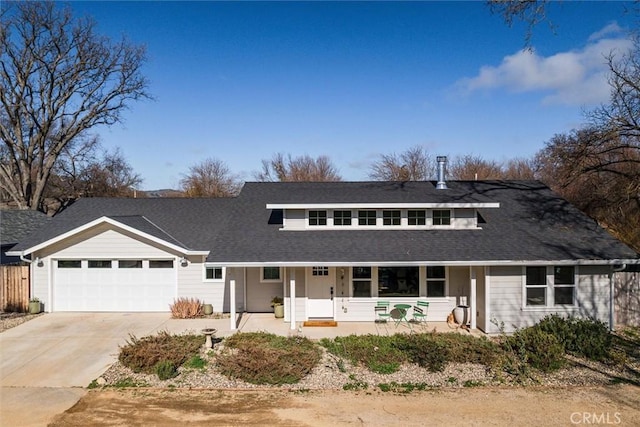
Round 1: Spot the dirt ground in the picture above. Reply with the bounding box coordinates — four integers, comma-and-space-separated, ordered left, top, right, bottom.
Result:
50, 385, 640, 426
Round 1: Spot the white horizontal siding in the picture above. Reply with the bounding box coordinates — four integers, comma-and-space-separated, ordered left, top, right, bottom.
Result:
284, 209, 306, 230
488, 265, 612, 333
452, 209, 476, 229
42, 225, 177, 259
177, 258, 227, 313
31, 259, 49, 311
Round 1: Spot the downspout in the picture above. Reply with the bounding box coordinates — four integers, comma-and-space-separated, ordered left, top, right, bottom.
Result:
609, 263, 627, 332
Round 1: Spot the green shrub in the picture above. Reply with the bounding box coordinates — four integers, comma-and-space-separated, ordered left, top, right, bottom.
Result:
536, 314, 612, 361
320, 334, 406, 374
119, 331, 204, 374
184, 355, 208, 370
216, 332, 321, 385
504, 327, 565, 372
155, 360, 178, 380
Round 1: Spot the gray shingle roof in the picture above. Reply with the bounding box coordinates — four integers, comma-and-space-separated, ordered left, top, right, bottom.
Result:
10, 181, 640, 264
0, 209, 51, 246
209, 181, 639, 264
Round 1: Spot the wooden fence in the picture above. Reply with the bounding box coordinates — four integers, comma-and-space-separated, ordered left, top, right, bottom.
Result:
0, 265, 30, 312
615, 271, 640, 327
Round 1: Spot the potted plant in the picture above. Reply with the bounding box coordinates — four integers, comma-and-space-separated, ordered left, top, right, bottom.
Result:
28, 297, 41, 314
271, 296, 284, 318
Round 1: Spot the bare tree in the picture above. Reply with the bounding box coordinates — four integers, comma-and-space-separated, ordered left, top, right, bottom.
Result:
0, 2, 149, 210
502, 158, 537, 180
487, 0, 552, 47
535, 129, 640, 252
368, 146, 435, 181
448, 155, 503, 180
254, 153, 342, 182
180, 158, 241, 197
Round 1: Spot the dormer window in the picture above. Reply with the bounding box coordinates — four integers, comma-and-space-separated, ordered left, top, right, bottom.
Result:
358, 210, 376, 226
309, 210, 327, 226
334, 210, 352, 226
408, 210, 426, 225
383, 210, 401, 226
433, 209, 451, 226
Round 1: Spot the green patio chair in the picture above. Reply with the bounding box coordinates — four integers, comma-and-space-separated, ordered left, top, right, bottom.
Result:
412, 300, 429, 324
374, 300, 392, 323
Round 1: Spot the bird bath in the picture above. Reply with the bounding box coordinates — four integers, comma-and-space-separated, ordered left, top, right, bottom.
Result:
202, 328, 217, 349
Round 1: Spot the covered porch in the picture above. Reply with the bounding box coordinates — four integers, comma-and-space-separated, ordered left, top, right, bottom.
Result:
227, 264, 488, 332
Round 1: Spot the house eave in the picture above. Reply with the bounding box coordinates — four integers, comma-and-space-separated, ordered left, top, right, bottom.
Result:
266, 202, 500, 209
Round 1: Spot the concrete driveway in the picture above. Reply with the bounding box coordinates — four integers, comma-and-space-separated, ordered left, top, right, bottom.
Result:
0, 312, 179, 427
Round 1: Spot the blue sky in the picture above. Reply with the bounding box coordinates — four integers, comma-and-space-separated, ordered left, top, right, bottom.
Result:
66, 1, 636, 190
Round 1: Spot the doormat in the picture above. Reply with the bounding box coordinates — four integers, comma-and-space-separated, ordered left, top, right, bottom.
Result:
303, 320, 338, 327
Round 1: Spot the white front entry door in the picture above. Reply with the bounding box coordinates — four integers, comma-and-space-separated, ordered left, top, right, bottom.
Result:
307, 267, 335, 319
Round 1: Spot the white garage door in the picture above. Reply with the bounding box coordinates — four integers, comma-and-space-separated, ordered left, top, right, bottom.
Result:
53, 259, 176, 312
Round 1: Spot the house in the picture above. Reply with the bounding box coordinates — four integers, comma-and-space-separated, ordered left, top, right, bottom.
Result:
1, 209, 50, 265
8, 161, 639, 333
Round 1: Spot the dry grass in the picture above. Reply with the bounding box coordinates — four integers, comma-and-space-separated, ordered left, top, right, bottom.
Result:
170, 297, 203, 319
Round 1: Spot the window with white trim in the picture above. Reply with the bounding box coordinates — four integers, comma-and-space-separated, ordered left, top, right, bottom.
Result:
382, 210, 401, 226
88, 260, 112, 268
150, 260, 174, 268
352, 267, 371, 297
408, 210, 426, 225
358, 210, 376, 226
312, 266, 329, 276
554, 266, 575, 305
426, 266, 446, 297
525, 266, 547, 306
58, 260, 81, 268
262, 267, 282, 282
334, 210, 352, 226
205, 266, 223, 281
432, 210, 451, 226
309, 210, 327, 226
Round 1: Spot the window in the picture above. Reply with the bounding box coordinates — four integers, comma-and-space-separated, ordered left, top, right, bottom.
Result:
554, 266, 575, 305
408, 210, 426, 226
526, 266, 547, 306
205, 266, 223, 280
383, 210, 401, 226
334, 210, 352, 226
352, 267, 371, 297
358, 210, 376, 226
88, 260, 112, 268
262, 267, 281, 282
378, 267, 419, 297
427, 266, 446, 297
58, 260, 81, 268
312, 266, 329, 276
150, 260, 173, 269
432, 210, 451, 226
309, 210, 327, 226
119, 260, 142, 269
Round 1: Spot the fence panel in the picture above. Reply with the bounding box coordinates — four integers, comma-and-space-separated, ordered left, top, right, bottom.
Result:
0, 265, 30, 312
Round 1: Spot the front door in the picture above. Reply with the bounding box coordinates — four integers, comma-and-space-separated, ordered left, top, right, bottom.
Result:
307, 267, 335, 318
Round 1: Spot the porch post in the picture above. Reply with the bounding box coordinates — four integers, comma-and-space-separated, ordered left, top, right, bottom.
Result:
470, 267, 477, 330
289, 269, 296, 330
230, 278, 236, 331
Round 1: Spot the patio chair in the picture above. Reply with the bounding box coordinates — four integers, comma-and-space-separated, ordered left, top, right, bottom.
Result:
412, 301, 429, 324
374, 300, 392, 323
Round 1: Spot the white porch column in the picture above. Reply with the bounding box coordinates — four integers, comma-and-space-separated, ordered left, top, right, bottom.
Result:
289, 269, 296, 330
470, 267, 477, 330
230, 278, 236, 331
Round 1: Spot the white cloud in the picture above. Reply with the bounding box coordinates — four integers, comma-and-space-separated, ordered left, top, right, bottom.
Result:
455, 23, 633, 106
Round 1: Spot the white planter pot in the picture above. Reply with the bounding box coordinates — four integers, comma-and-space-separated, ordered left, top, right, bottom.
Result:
453, 305, 469, 325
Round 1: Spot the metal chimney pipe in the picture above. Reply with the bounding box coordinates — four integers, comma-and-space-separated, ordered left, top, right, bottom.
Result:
436, 156, 448, 190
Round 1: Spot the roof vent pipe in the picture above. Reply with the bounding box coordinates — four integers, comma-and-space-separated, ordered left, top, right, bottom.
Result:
436, 156, 448, 190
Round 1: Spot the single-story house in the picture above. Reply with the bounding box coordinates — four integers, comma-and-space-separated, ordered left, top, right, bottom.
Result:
8, 162, 639, 333
1, 209, 50, 265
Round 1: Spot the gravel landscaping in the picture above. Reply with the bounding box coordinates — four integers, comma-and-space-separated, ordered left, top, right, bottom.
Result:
96, 334, 640, 391
0, 312, 43, 332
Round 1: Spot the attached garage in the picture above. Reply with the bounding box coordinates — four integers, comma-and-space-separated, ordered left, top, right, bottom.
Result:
53, 259, 176, 311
